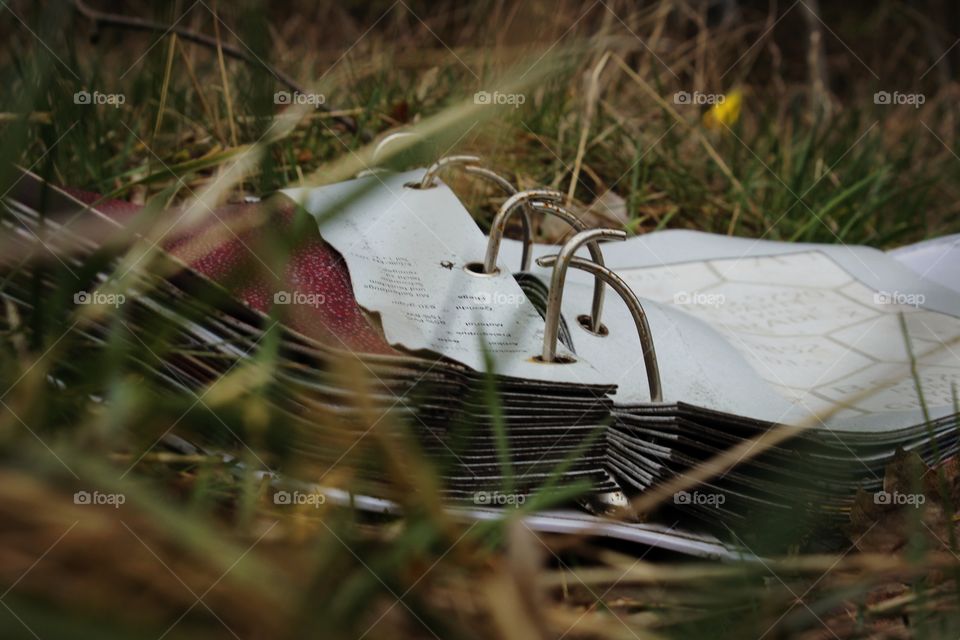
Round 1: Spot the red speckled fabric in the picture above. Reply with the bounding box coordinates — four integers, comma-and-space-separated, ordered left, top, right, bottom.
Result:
64, 189, 398, 356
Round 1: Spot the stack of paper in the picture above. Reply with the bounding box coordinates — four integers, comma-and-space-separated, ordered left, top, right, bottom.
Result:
1, 173, 618, 503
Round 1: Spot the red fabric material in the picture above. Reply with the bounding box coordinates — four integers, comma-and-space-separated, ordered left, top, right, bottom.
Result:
64, 189, 397, 356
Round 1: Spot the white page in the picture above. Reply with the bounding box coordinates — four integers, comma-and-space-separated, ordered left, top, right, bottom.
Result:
889, 234, 960, 295
501, 231, 960, 317
555, 280, 798, 421
281, 171, 609, 386
504, 234, 960, 431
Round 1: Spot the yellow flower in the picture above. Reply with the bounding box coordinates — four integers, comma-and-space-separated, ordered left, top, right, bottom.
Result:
703, 88, 742, 131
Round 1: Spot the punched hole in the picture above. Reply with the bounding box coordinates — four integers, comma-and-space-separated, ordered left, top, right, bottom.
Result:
403, 181, 437, 190
463, 262, 500, 277
576, 314, 609, 337
532, 354, 577, 364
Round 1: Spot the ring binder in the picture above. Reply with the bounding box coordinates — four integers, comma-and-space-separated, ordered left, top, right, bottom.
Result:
537, 228, 626, 363
238, 165, 960, 524
30, 160, 960, 530
536, 254, 663, 402
482, 189, 609, 333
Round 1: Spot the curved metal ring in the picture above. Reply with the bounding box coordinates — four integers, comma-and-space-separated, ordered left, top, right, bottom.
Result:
484, 189, 565, 275
527, 201, 607, 333
418, 156, 533, 270
537, 254, 663, 402
419, 155, 482, 188
537, 229, 626, 363
372, 131, 421, 162
356, 132, 423, 178
484, 190, 607, 332
465, 166, 532, 272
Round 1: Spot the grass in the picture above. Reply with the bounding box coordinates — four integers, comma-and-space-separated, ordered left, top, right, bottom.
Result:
2, 1, 960, 638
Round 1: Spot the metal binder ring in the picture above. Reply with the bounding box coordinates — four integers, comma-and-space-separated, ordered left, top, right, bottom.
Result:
417, 155, 533, 270
537, 253, 663, 402
527, 201, 609, 334
355, 132, 423, 177
483, 189, 562, 274
537, 229, 626, 362
484, 190, 608, 332
372, 131, 420, 162
418, 155, 482, 188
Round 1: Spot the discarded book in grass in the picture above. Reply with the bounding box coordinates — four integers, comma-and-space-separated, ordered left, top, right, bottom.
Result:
5, 158, 960, 536
284, 163, 960, 524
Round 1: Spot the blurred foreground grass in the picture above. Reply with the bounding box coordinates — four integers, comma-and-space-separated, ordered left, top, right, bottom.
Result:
2, 1, 960, 638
